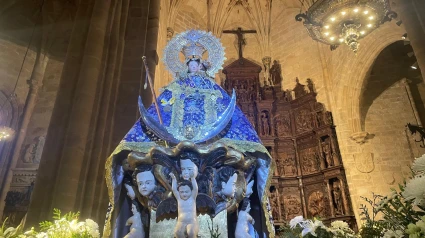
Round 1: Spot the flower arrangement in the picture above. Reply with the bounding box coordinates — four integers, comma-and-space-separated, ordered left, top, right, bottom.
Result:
0, 209, 99, 238
281, 154, 425, 238
281, 216, 356, 238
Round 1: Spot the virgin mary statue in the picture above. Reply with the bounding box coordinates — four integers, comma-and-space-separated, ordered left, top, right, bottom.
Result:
104, 30, 275, 237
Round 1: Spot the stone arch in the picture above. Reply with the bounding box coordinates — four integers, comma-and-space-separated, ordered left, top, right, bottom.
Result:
359, 41, 418, 130
332, 24, 406, 134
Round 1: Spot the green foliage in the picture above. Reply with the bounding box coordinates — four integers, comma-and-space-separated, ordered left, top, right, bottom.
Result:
0, 217, 24, 238
358, 180, 425, 238
207, 218, 221, 238
1, 209, 99, 238
277, 223, 300, 238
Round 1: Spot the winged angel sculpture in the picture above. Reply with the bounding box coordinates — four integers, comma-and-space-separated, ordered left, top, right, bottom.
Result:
103, 30, 275, 238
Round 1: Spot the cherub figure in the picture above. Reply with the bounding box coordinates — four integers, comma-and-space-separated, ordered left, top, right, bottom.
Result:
214, 167, 238, 201
180, 158, 198, 181
170, 172, 199, 238
133, 165, 164, 208
124, 201, 145, 238
214, 166, 238, 215
235, 198, 255, 238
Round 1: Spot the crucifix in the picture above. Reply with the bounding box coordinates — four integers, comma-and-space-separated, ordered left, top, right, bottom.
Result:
223, 27, 257, 59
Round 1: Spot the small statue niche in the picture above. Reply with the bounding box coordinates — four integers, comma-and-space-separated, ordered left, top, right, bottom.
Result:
276, 158, 284, 176
330, 178, 344, 216
260, 111, 271, 136
306, 78, 315, 93
269, 186, 280, 221
269, 60, 282, 86
283, 89, 292, 102
320, 137, 334, 168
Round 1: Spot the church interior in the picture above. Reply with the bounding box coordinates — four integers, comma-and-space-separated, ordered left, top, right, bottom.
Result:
1, 0, 425, 237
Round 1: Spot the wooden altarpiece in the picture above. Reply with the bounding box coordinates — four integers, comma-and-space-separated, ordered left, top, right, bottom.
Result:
222, 58, 356, 229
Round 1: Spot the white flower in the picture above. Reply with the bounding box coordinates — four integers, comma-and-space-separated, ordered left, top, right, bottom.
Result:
36, 232, 48, 238
300, 220, 325, 237
69, 219, 80, 232
330, 220, 349, 230
382, 229, 404, 238
413, 154, 425, 174
84, 219, 100, 238
329, 220, 355, 237
402, 175, 425, 206
289, 216, 304, 228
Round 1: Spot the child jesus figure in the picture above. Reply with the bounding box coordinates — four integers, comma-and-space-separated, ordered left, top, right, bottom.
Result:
169, 171, 199, 238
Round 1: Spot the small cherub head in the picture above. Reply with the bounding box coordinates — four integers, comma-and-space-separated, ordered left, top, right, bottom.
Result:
130, 199, 141, 214
133, 165, 156, 197
180, 158, 198, 180
122, 158, 131, 172
177, 180, 193, 200
216, 167, 238, 198
239, 198, 251, 213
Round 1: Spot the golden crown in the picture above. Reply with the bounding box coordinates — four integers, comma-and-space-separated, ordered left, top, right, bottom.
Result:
182, 43, 206, 61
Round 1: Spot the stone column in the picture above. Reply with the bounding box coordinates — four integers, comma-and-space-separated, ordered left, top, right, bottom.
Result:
393, 0, 425, 80
337, 177, 350, 215
325, 180, 335, 217
276, 188, 282, 221
25, 0, 122, 227
26, 0, 161, 229
144, 0, 161, 100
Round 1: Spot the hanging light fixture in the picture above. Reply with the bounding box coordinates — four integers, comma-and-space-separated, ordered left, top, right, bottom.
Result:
296, 0, 397, 53
0, 95, 16, 142
0, 126, 15, 141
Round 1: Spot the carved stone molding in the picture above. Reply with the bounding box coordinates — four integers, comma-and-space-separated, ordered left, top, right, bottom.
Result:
11, 169, 37, 187
349, 131, 371, 144
354, 152, 375, 173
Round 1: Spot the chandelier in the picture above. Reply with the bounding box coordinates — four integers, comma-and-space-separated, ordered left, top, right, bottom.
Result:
296, 0, 397, 53
0, 126, 15, 142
